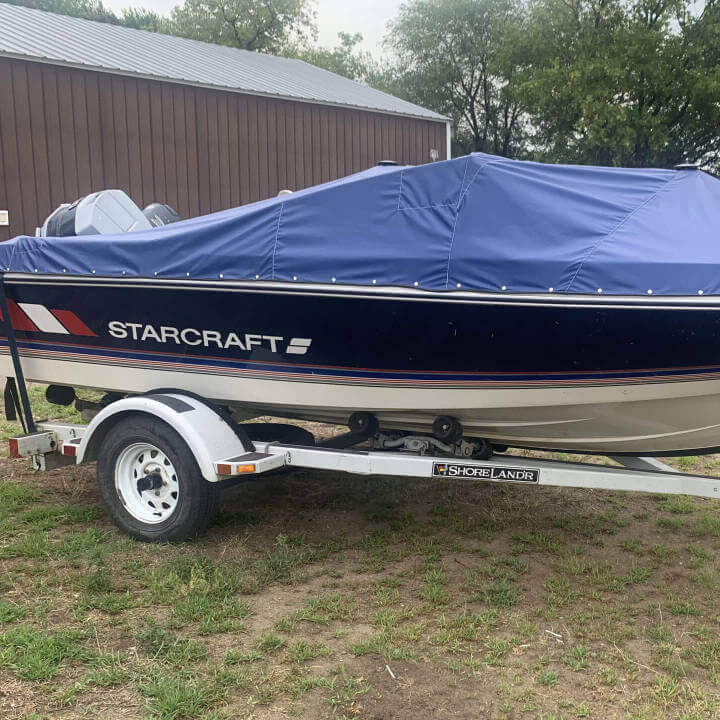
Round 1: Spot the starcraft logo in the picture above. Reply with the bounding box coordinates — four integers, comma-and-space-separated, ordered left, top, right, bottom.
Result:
107, 321, 312, 355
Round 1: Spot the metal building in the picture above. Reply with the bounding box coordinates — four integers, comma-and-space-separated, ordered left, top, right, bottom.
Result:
0, 4, 449, 241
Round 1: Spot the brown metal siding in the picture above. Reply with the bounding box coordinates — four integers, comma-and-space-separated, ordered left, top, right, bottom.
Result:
0, 57, 448, 241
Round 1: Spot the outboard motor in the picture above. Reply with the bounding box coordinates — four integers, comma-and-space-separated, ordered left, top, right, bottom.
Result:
142, 202, 181, 228
37, 190, 180, 237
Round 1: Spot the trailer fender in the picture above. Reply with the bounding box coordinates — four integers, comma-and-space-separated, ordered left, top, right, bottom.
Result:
76, 393, 253, 482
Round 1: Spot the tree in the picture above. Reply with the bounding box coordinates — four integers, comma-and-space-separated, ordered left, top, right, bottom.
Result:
2, 0, 119, 23
169, 0, 316, 53
386, 0, 530, 157
292, 32, 376, 82
522, 0, 720, 167
3, 0, 316, 51
120, 6, 173, 33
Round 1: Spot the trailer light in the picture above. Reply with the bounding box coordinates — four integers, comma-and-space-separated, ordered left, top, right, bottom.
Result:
8, 438, 20, 459
217, 462, 256, 476
62, 444, 77, 456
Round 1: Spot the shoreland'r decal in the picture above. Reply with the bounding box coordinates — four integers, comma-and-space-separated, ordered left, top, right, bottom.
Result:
107, 321, 312, 355
433, 463, 539, 483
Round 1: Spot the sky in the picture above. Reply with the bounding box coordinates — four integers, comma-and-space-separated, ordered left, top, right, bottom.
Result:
100, 0, 403, 55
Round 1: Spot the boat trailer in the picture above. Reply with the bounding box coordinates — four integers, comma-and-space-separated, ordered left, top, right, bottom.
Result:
9, 392, 720, 502
3, 270, 719, 541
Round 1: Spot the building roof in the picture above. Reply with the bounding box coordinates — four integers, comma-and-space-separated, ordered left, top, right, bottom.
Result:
0, 4, 447, 122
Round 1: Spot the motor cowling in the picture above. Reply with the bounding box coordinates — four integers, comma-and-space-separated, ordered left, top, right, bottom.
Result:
37, 190, 180, 237
142, 203, 181, 228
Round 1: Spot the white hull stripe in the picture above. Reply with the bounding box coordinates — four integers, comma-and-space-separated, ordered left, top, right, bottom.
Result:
17, 303, 70, 334
5, 346, 720, 390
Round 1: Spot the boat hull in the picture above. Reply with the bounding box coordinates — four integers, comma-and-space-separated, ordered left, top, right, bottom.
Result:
2, 275, 720, 454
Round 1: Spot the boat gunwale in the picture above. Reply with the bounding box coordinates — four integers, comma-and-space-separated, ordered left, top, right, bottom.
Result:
3, 273, 720, 310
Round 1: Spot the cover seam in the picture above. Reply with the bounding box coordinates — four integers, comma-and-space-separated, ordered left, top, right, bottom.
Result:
444, 158, 485, 289
564, 172, 682, 292
270, 202, 285, 280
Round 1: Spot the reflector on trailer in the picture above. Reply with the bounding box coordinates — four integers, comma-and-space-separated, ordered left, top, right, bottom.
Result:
214, 451, 285, 477
9, 430, 57, 458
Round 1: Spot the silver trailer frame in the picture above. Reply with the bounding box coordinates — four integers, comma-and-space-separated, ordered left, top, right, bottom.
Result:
10, 410, 720, 501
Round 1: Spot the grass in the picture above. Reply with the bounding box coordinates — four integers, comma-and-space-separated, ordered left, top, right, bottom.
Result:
1, 386, 720, 717
135, 626, 207, 665
562, 645, 590, 671
0, 626, 90, 680
137, 672, 228, 720
288, 640, 333, 663
0, 599, 27, 624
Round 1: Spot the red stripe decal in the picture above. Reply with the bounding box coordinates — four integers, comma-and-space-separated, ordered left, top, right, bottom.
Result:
50, 309, 97, 336
0, 300, 39, 332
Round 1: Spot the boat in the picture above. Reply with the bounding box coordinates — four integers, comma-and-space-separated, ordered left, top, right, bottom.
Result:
1, 152, 720, 456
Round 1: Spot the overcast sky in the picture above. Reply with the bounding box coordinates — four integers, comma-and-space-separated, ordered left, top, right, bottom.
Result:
100, 0, 403, 55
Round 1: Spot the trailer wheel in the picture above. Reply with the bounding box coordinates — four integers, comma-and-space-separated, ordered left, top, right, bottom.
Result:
97, 415, 219, 542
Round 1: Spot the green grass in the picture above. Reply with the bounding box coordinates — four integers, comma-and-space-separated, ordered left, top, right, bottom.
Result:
2, 386, 720, 718
667, 601, 701, 617
276, 593, 354, 631
0, 479, 40, 512
512, 530, 565, 554
255, 631, 286, 653
0, 599, 28, 624
536, 669, 559, 686
659, 495, 698, 514
224, 649, 263, 665
433, 609, 498, 646
0, 625, 90, 680
288, 640, 333, 663
137, 672, 228, 720
135, 626, 207, 665
421, 566, 447, 607
324, 667, 371, 716
562, 645, 590, 671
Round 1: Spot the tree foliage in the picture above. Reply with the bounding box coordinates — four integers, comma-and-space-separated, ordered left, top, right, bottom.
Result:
168, 0, 316, 52
3, 0, 317, 52
523, 0, 720, 167
387, 0, 720, 166
2, 0, 119, 22
119, 6, 173, 32
387, 0, 529, 157
292, 32, 375, 82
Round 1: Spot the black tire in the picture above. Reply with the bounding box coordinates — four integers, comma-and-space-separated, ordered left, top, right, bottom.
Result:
97, 414, 219, 542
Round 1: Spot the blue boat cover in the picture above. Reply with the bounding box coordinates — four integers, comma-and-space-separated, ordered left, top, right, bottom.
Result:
2, 152, 720, 296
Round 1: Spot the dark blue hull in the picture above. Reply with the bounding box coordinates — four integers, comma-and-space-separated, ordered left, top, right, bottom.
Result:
2, 275, 720, 453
